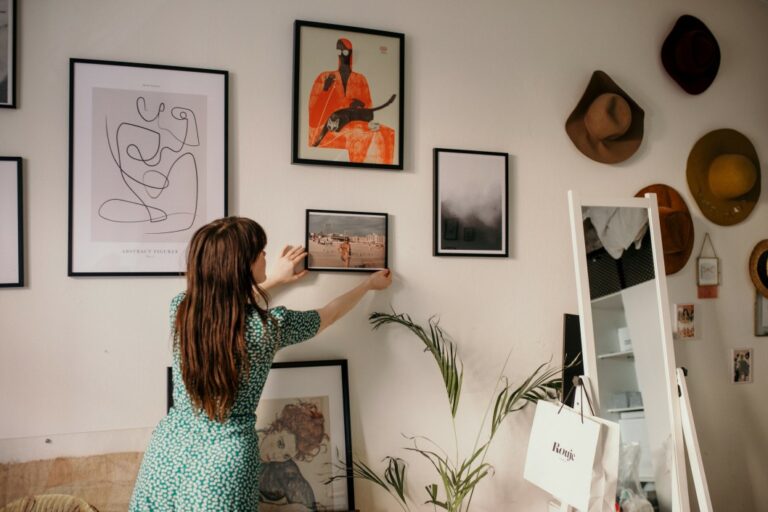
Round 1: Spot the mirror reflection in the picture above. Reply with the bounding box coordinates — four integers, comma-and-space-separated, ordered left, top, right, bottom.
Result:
582, 205, 674, 511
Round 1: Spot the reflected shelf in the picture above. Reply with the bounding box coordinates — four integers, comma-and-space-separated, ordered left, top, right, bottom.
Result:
597, 350, 634, 360
607, 406, 645, 413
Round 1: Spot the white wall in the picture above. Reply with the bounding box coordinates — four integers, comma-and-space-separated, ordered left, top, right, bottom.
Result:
0, 0, 766, 510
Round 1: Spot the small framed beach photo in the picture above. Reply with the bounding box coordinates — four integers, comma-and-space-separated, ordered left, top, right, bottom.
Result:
305, 209, 388, 272
256, 360, 354, 511
731, 348, 753, 384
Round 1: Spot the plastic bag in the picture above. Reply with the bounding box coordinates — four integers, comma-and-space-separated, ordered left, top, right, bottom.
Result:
617, 442, 653, 512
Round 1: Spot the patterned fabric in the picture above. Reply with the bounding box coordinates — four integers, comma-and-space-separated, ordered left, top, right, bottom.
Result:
129, 293, 321, 511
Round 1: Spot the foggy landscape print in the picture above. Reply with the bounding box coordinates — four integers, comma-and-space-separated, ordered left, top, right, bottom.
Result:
91, 88, 207, 242
306, 210, 388, 271
434, 148, 508, 256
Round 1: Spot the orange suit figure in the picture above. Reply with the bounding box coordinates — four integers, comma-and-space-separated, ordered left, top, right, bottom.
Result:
308, 38, 395, 164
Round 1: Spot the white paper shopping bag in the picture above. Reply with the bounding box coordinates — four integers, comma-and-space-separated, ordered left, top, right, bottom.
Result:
587, 414, 620, 512
523, 400, 603, 512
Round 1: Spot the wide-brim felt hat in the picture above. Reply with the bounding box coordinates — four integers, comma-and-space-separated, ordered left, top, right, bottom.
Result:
662, 15, 720, 95
750, 240, 768, 298
566, 70, 645, 164
635, 184, 694, 275
687, 128, 760, 226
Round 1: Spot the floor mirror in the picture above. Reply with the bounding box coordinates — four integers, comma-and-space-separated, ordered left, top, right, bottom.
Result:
567, 191, 689, 511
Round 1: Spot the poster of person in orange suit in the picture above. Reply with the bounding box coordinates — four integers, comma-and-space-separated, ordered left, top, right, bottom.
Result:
294, 22, 403, 169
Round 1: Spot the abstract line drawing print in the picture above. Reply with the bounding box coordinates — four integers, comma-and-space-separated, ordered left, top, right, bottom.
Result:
91, 88, 207, 242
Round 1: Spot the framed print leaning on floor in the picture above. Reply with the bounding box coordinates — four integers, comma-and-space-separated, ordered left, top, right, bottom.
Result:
0, 157, 22, 286
292, 20, 404, 170
68, 59, 228, 276
256, 360, 355, 511
434, 148, 509, 257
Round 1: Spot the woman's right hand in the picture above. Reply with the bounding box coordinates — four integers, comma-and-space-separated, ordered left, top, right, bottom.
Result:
366, 269, 393, 290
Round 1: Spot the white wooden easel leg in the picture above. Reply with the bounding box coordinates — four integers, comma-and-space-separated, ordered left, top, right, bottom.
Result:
676, 368, 713, 512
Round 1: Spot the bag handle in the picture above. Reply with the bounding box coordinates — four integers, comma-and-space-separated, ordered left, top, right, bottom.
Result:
558, 376, 596, 423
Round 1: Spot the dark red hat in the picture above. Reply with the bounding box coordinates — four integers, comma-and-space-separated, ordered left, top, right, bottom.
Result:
661, 15, 720, 95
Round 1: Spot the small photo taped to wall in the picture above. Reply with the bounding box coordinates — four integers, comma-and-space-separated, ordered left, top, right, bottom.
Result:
674, 303, 696, 340
731, 348, 753, 384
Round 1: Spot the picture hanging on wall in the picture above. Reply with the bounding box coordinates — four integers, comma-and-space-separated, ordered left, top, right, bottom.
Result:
697, 257, 719, 286
731, 348, 753, 384
292, 20, 404, 170
305, 209, 388, 272
756, 292, 768, 337
0, 157, 23, 286
0, 0, 17, 108
68, 59, 228, 276
673, 303, 696, 340
256, 360, 354, 511
434, 148, 509, 257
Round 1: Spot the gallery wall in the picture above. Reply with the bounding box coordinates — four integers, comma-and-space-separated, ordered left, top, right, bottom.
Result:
0, 0, 766, 510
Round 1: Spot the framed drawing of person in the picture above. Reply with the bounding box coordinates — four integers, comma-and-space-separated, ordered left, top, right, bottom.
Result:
292, 20, 404, 170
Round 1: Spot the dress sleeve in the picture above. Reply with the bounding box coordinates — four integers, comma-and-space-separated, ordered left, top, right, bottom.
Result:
169, 292, 185, 333
271, 306, 321, 349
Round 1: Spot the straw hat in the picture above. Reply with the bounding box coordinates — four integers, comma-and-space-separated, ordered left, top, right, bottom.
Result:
750, 240, 768, 298
635, 184, 694, 275
686, 129, 760, 226
566, 71, 645, 164
662, 15, 720, 95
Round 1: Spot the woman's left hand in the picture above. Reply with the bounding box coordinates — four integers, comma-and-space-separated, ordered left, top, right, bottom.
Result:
270, 245, 309, 286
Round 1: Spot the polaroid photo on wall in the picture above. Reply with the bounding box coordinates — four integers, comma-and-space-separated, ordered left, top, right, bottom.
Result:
673, 303, 696, 340
731, 348, 753, 384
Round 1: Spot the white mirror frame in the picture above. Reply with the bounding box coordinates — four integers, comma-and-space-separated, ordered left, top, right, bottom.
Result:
567, 190, 690, 511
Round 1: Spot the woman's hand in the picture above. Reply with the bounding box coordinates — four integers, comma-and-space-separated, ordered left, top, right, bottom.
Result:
263, 245, 309, 290
366, 269, 393, 291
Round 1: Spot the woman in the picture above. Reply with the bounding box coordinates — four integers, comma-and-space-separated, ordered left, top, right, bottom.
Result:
129, 216, 392, 510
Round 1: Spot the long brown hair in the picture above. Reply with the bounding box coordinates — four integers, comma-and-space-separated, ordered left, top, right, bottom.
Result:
176, 216, 271, 422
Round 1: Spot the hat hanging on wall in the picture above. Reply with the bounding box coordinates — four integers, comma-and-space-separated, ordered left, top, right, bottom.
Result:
635, 184, 694, 274
686, 128, 761, 226
565, 70, 645, 164
661, 15, 720, 95
749, 240, 768, 298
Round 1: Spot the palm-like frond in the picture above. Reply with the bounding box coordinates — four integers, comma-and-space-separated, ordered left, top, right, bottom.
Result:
370, 311, 463, 418
490, 362, 562, 436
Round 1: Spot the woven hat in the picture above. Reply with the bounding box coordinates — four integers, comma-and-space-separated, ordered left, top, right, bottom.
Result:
635, 184, 695, 275
566, 71, 645, 164
750, 240, 768, 298
662, 15, 720, 95
686, 129, 760, 226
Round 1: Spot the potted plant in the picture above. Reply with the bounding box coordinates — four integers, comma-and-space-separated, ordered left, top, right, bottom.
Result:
330, 311, 563, 512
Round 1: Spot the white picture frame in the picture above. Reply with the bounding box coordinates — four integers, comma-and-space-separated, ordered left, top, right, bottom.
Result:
697, 257, 719, 286
68, 58, 228, 276
674, 303, 696, 340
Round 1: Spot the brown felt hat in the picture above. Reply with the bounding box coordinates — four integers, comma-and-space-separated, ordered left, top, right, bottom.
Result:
566, 71, 645, 164
635, 184, 694, 275
687, 129, 760, 226
662, 15, 720, 95
750, 240, 768, 298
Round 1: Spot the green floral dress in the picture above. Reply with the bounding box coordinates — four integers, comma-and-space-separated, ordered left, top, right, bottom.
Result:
129, 293, 321, 511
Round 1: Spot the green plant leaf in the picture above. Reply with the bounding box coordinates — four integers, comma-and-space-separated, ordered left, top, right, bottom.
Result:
370, 311, 464, 418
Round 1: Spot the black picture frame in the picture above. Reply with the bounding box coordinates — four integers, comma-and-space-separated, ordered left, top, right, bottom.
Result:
68, 58, 228, 276
433, 148, 509, 257
0, 156, 22, 286
258, 359, 355, 511
292, 20, 405, 170
305, 209, 388, 272
0, 0, 17, 108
